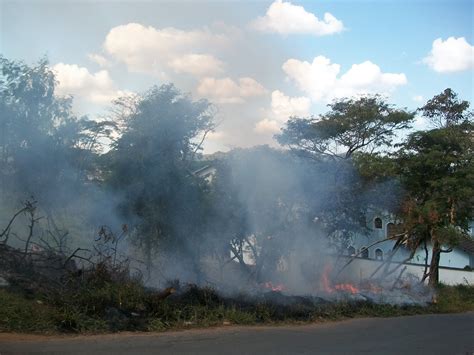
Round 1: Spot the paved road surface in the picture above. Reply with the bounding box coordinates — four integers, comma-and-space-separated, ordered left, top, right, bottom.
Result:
1, 313, 473, 354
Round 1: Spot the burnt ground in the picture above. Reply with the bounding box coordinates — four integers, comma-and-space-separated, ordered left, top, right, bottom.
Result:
1, 312, 473, 354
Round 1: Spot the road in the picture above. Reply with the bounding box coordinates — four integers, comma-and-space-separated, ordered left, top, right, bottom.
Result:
1, 313, 473, 354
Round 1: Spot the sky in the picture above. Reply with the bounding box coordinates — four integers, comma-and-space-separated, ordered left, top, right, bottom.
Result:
1, 0, 473, 153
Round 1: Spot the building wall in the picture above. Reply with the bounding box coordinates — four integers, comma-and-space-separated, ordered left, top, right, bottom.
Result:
338, 257, 474, 286
346, 213, 473, 270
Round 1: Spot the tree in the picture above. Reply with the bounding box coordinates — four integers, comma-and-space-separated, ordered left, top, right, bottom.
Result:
208, 146, 324, 284
419, 88, 472, 128
0, 57, 102, 206
105, 84, 215, 278
0, 56, 118, 253
276, 96, 413, 249
276, 95, 414, 160
398, 89, 474, 285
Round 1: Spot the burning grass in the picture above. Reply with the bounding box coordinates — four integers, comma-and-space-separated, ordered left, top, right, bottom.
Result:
1, 235, 472, 334
0, 232, 471, 334
0, 275, 473, 334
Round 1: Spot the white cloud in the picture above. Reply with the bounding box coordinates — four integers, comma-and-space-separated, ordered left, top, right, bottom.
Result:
103, 23, 227, 77
197, 77, 267, 104
255, 90, 310, 134
423, 37, 474, 73
270, 90, 311, 121
412, 95, 424, 103
255, 118, 281, 134
87, 53, 110, 67
168, 54, 224, 76
282, 55, 407, 102
252, 0, 344, 36
53, 63, 127, 105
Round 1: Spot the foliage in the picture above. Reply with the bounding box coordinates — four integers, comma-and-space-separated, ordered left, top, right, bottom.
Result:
104, 84, 215, 277
1, 54, 473, 302
397, 89, 474, 285
0, 57, 112, 208
277, 95, 414, 160
419, 88, 472, 128
276, 97, 413, 251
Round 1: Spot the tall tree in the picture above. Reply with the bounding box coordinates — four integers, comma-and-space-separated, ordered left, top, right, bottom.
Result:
0, 57, 103, 209
276, 96, 413, 247
105, 84, 215, 277
419, 88, 472, 128
398, 89, 474, 285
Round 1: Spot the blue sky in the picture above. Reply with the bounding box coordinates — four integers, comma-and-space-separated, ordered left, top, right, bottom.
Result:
1, 0, 473, 152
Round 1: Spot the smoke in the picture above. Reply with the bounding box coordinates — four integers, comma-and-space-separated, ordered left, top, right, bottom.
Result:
0, 58, 428, 305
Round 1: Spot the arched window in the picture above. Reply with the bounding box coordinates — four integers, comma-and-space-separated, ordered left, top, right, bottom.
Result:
375, 248, 383, 261
387, 223, 396, 237
374, 217, 383, 229
347, 246, 356, 256
360, 247, 369, 259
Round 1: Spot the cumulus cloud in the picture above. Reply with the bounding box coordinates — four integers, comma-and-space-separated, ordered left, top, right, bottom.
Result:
423, 37, 474, 73
282, 55, 407, 102
53, 63, 128, 105
103, 23, 227, 77
197, 77, 267, 104
255, 118, 281, 134
87, 53, 110, 68
270, 90, 311, 121
255, 90, 311, 134
168, 54, 224, 76
252, 0, 344, 36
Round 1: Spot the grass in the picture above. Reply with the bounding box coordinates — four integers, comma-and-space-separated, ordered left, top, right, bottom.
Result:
434, 283, 474, 313
0, 283, 472, 334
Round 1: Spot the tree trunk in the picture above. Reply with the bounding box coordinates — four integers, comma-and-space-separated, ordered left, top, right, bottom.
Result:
428, 239, 441, 286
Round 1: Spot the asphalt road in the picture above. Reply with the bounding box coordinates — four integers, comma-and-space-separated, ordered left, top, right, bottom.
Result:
1, 313, 473, 355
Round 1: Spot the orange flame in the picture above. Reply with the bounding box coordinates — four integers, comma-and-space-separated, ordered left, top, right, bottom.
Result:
321, 264, 359, 295
334, 283, 359, 294
262, 281, 286, 292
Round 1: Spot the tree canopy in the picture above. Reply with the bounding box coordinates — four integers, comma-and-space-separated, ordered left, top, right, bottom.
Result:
277, 95, 414, 160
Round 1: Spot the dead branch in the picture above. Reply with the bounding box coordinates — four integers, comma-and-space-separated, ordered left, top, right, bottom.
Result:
391, 266, 407, 290
0, 203, 31, 244
368, 243, 403, 279
63, 247, 93, 268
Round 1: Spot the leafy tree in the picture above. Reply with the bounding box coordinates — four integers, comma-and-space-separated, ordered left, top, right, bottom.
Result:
0, 56, 119, 256
0, 57, 106, 209
419, 88, 472, 128
208, 146, 322, 283
277, 95, 414, 160
105, 84, 215, 278
398, 89, 474, 285
276, 96, 413, 249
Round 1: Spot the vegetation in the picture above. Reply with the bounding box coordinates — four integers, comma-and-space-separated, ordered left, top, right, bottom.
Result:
0, 56, 473, 335
1, 279, 472, 334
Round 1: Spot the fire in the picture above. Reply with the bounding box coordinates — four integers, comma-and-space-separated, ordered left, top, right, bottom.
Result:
360, 280, 383, 294
262, 281, 286, 292
334, 283, 359, 294
321, 264, 359, 295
